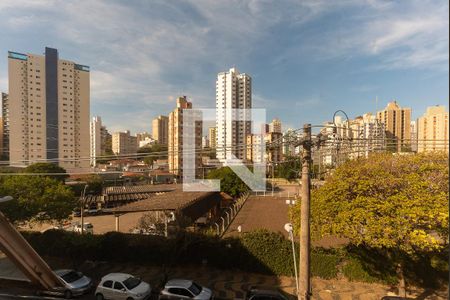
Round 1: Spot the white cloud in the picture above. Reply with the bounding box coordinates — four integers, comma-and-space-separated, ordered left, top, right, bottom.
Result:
295, 96, 323, 107
0, 0, 447, 132
274, 0, 448, 70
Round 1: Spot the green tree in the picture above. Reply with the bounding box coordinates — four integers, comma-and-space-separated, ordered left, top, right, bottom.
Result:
70, 174, 104, 196
23, 162, 68, 183
276, 156, 301, 180
139, 143, 168, 167
0, 175, 76, 225
84, 174, 104, 194
206, 167, 249, 197
290, 152, 448, 296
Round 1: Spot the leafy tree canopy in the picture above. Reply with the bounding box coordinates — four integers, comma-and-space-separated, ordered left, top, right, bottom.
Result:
70, 174, 104, 196
207, 167, 249, 197
276, 156, 301, 180
290, 152, 448, 294
292, 152, 448, 253
0, 175, 76, 225
138, 143, 168, 166
23, 163, 68, 183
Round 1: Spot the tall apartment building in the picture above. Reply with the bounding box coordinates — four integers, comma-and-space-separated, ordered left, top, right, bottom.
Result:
90, 116, 102, 166
216, 67, 252, 162
246, 131, 282, 164
246, 134, 264, 163
1, 92, 9, 159
269, 118, 282, 133
377, 101, 411, 152
417, 105, 449, 153
168, 96, 202, 178
112, 131, 137, 155
320, 113, 386, 165
265, 132, 283, 163
7, 47, 90, 169
347, 113, 386, 158
208, 127, 217, 149
152, 115, 168, 145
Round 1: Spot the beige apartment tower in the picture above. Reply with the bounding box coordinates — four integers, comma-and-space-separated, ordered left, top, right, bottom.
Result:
112, 131, 137, 155
168, 96, 202, 178
208, 127, 217, 149
152, 115, 169, 145
7, 47, 90, 169
377, 101, 411, 152
417, 105, 449, 153
269, 118, 282, 133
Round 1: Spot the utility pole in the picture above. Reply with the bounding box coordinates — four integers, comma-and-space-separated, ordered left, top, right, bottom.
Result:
299, 124, 311, 300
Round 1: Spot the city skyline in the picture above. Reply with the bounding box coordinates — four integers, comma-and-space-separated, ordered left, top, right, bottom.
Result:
0, 0, 448, 133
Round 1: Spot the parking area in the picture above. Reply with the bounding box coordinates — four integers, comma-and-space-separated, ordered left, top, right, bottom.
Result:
1, 258, 445, 300
19, 211, 148, 235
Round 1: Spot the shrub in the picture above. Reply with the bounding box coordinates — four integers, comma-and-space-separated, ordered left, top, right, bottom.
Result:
311, 250, 340, 279
20, 229, 444, 287
342, 257, 385, 283
239, 230, 295, 276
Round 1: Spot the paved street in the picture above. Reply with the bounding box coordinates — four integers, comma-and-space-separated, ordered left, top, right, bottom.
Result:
0, 257, 447, 300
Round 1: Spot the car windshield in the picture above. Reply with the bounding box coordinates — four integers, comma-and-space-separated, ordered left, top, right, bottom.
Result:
60, 271, 82, 283
188, 282, 202, 296
123, 276, 141, 290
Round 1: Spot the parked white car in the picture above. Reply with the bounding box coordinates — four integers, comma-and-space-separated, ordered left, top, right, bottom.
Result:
95, 273, 151, 300
72, 222, 94, 234
159, 279, 213, 300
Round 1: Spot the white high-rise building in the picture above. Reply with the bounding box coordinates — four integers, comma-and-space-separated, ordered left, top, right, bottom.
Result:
216, 67, 252, 162
90, 116, 102, 167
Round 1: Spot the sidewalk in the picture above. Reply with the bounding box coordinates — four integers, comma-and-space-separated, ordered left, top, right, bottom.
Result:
0, 254, 446, 299
0, 252, 29, 282
71, 260, 448, 300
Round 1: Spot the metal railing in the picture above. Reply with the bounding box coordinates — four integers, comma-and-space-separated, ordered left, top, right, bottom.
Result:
213, 192, 249, 237
252, 190, 298, 198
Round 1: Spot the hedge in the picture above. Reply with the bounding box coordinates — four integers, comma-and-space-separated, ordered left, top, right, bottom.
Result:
20, 229, 447, 287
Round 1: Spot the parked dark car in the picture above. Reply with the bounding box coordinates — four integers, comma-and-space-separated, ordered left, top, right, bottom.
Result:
245, 286, 291, 300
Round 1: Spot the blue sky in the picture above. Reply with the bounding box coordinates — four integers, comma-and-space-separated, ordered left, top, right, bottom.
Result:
0, 0, 448, 133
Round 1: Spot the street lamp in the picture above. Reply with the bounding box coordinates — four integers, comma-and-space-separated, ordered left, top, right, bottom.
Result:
80, 184, 89, 235
284, 223, 299, 297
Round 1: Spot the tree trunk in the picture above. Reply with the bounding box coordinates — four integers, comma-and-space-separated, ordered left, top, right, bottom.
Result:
396, 262, 406, 297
